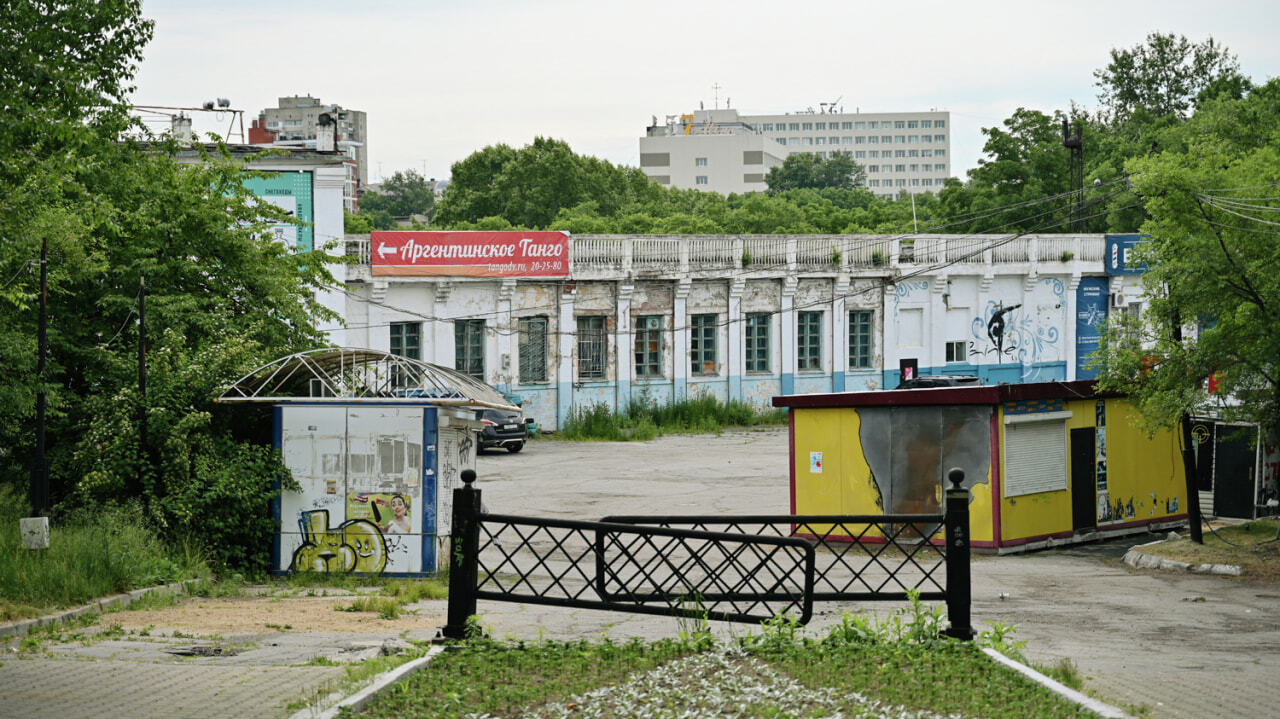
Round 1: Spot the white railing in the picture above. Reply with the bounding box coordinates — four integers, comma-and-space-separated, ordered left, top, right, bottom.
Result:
342, 234, 1108, 276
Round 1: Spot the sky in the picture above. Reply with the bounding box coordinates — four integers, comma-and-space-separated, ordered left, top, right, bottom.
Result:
132, 0, 1280, 186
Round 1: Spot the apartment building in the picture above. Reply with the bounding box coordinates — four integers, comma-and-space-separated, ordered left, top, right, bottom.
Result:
260, 95, 368, 188
640, 107, 951, 197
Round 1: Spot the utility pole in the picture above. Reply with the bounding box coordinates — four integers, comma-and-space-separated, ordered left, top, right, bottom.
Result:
29, 238, 48, 517
135, 276, 148, 502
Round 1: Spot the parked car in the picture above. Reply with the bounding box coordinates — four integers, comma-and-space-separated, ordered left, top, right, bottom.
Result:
475, 408, 532, 453
894, 375, 980, 390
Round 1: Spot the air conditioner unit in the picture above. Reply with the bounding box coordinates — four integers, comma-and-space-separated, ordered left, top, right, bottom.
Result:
1110, 292, 1128, 309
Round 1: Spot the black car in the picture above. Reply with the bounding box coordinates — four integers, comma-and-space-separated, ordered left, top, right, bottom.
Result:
894, 374, 980, 390
476, 408, 531, 453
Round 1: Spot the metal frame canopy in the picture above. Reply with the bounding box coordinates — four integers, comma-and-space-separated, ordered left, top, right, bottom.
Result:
217, 347, 519, 411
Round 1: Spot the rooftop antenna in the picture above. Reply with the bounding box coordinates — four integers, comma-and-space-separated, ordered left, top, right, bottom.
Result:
712, 82, 722, 109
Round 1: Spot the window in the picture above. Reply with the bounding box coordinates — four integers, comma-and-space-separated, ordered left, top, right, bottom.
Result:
815, 122, 826, 130
797, 312, 822, 371
935, 134, 946, 142
518, 316, 548, 383
577, 316, 606, 379
896, 164, 906, 172
908, 135, 919, 143
908, 150, 918, 157
910, 163, 919, 172
936, 163, 947, 171
935, 149, 946, 157
881, 135, 892, 143
789, 137, 801, 145
802, 122, 813, 130
848, 310, 873, 369
907, 120, 918, 128
815, 137, 826, 145
895, 135, 906, 144
855, 136, 865, 144
921, 135, 932, 144
745, 313, 770, 373
935, 120, 945, 128
869, 179, 880, 187
922, 178, 933, 186
894, 120, 905, 128
896, 179, 907, 187
921, 120, 932, 128
695, 175, 709, 185
854, 121, 866, 129
761, 123, 773, 131
789, 122, 799, 130
635, 315, 663, 378
841, 136, 852, 144
868, 136, 878, 144
803, 137, 813, 145
454, 319, 485, 380
922, 149, 933, 157
854, 150, 866, 158
842, 122, 853, 130
695, 157, 708, 166
691, 314, 717, 374
390, 322, 421, 360
868, 121, 878, 129
895, 150, 906, 158
777, 138, 786, 145
830, 136, 840, 144
869, 150, 879, 158
911, 178, 921, 186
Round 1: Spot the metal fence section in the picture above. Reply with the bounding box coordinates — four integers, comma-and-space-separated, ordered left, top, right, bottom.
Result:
444, 468, 973, 641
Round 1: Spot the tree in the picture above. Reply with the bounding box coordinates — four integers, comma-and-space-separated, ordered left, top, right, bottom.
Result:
1095, 33, 1247, 124
1, 0, 336, 571
1093, 80, 1280, 435
359, 169, 435, 222
766, 152, 865, 193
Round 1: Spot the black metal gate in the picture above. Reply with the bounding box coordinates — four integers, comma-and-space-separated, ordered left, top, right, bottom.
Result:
444, 469, 972, 640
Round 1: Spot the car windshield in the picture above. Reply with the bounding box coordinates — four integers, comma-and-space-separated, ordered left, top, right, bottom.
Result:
478, 409, 520, 422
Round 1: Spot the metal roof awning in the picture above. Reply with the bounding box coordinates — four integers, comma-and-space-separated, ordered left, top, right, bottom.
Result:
216, 347, 520, 411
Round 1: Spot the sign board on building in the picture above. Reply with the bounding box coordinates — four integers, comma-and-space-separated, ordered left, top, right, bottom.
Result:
1074, 276, 1109, 379
371, 231, 571, 277
243, 172, 314, 252
1105, 234, 1147, 275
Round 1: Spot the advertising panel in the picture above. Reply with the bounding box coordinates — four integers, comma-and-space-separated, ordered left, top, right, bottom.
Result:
243, 171, 314, 252
1074, 276, 1109, 379
371, 231, 570, 277
1105, 234, 1146, 275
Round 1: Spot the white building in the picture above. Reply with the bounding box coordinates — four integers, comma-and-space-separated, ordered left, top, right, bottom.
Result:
260, 95, 368, 189
334, 232, 1145, 431
640, 107, 951, 197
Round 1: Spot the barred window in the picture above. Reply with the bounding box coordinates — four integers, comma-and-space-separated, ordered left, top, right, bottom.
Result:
577, 316, 607, 380
518, 316, 548, 383
848, 310, 873, 369
390, 322, 421, 360
635, 315, 663, 378
797, 311, 822, 371
745, 313, 770, 373
454, 319, 485, 381
690, 314, 717, 375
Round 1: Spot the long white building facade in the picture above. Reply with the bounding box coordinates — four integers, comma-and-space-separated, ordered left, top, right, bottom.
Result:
334, 233, 1147, 432
640, 107, 951, 197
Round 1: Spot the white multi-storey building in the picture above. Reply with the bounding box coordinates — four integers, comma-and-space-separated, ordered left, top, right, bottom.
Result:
640, 107, 951, 198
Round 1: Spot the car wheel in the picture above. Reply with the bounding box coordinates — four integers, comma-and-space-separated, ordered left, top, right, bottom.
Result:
507, 442, 524, 454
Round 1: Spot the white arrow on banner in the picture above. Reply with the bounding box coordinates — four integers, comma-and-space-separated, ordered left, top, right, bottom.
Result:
377, 243, 397, 259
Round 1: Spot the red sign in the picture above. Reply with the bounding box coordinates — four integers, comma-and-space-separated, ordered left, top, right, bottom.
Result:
370, 231, 570, 277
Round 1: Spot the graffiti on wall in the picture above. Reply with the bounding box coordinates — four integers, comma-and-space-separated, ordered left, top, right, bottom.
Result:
290, 509, 388, 574
968, 279, 1065, 379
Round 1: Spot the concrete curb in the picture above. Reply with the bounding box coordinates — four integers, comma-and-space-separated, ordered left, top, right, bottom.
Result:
0, 580, 196, 639
290, 645, 445, 719
981, 647, 1131, 719
1122, 539, 1242, 576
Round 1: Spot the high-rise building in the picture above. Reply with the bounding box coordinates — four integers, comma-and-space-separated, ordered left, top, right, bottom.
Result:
258, 96, 368, 189
640, 106, 950, 197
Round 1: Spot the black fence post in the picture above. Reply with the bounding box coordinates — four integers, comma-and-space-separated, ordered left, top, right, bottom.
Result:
943, 467, 974, 640
443, 469, 481, 640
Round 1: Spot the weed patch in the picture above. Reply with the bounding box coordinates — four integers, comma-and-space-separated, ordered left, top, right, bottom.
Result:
555, 396, 787, 441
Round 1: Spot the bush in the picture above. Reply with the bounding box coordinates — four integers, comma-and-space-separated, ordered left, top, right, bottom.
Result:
555, 397, 787, 441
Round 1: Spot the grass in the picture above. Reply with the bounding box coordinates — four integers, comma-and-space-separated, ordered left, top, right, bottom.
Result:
0, 486, 208, 620
335, 596, 407, 619
555, 396, 788, 441
1135, 518, 1280, 580
355, 597, 1100, 719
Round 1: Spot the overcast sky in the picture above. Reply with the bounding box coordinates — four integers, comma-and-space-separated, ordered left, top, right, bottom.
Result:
132, 0, 1280, 186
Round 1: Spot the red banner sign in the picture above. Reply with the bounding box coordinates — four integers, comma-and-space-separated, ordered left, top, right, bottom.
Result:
370, 231, 570, 277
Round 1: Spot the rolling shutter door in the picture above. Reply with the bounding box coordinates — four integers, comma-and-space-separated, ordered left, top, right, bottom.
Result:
1005, 420, 1068, 496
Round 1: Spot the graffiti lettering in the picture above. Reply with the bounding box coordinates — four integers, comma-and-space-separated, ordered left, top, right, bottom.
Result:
290, 509, 388, 574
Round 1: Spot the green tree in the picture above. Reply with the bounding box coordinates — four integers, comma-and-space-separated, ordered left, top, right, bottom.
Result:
766, 151, 865, 193
359, 169, 435, 221
1, 0, 334, 571
1095, 33, 1247, 123
1093, 80, 1280, 434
